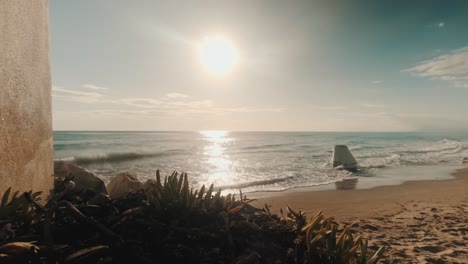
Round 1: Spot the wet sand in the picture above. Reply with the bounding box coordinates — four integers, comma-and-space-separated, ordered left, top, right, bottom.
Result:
253, 168, 468, 263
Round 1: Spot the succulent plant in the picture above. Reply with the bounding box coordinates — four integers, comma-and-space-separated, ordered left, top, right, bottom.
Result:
0, 171, 385, 264
300, 210, 385, 264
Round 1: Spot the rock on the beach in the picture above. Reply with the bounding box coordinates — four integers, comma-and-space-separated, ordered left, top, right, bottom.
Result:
54, 161, 108, 194
142, 179, 157, 190
462, 157, 468, 164
107, 172, 143, 199
332, 145, 358, 171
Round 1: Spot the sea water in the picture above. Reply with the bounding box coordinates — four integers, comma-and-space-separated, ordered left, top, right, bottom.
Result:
54, 131, 468, 193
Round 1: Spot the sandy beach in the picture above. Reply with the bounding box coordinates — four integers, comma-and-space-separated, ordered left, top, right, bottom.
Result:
253, 168, 468, 263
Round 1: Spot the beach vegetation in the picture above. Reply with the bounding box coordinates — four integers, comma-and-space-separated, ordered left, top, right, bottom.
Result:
0, 171, 384, 263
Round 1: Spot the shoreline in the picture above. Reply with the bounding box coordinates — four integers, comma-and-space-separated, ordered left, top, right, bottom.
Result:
248, 164, 464, 199
251, 166, 467, 219
252, 167, 468, 263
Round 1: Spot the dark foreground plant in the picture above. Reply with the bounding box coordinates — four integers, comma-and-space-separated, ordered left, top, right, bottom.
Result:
0, 171, 384, 264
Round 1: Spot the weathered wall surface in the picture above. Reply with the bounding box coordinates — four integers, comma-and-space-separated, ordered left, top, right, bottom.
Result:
0, 0, 53, 198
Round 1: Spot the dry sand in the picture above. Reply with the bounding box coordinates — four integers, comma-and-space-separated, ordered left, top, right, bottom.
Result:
253, 168, 468, 263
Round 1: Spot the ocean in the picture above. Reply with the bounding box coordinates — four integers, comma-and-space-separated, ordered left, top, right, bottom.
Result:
54, 131, 468, 193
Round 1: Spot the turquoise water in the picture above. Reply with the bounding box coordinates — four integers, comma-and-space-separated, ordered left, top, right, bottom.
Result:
54, 131, 468, 192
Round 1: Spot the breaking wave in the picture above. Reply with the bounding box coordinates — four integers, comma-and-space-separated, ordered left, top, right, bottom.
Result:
56, 150, 185, 165
396, 139, 465, 155
357, 139, 467, 169
54, 131, 468, 193
217, 176, 295, 190
241, 143, 290, 150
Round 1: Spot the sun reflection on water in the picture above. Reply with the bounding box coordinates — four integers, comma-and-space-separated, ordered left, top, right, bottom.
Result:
200, 131, 234, 185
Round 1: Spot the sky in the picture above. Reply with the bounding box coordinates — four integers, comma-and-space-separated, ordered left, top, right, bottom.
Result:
50, 0, 468, 132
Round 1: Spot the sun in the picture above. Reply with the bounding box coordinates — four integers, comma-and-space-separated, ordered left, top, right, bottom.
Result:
198, 35, 238, 75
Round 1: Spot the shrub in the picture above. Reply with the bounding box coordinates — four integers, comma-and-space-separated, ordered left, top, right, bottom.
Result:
0, 171, 384, 263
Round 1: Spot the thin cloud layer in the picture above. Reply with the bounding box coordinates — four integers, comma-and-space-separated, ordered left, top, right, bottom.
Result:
120, 96, 282, 115
406, 46, 468, 88
53, 86, 283, 115
52, 86, 103, 103
81, 84, 109, 90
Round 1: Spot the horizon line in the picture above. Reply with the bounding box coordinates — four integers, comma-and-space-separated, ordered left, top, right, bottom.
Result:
52, 130, 465, 133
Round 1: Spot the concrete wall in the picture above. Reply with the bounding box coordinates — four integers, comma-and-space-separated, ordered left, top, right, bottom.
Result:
0, 0, 53, 198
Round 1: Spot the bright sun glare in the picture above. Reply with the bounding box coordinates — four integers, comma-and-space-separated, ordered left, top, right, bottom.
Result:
198, 36, 238, 75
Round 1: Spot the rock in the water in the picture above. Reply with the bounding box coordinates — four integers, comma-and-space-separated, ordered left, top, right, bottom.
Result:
332, 145, 358, 171
54, 161, 108, 194
462, 157, 468, 164
107, 172, 143, 199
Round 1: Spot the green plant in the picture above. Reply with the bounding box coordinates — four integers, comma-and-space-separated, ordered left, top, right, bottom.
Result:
301, 210, 385, 264
1, 188, 29, 220
0, 172, 385, 264
144, 170, 242, 212
0, 188, 42, 230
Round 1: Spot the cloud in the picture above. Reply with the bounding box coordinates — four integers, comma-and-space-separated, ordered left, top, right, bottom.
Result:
371, 80, 383, 84
166, 93, 189, 99
70, 106, 285, 117
121, 98, 163, 108
52, 86, 103, 103
406, 46, 468, 88
81, 84, 109, 90
53, 85, 284, 116
171, 100, 214, 108
121, 98, 213, 110
120, 96, 283, 115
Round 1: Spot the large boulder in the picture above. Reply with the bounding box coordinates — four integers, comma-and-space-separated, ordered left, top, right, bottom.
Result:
54, 161, 108, 194
107, 172, 143, 199
332, 145, 358, 171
